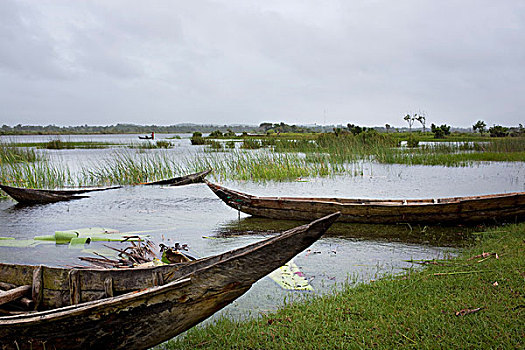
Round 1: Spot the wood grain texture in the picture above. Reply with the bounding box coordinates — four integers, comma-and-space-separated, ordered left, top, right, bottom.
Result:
206, 181, 525, 224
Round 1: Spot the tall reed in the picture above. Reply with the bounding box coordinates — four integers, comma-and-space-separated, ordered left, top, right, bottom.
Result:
0, 159, 72, 188
0, 142, 41, 165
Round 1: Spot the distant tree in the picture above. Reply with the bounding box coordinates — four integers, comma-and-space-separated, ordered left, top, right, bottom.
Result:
347, 123, 365, 135
431, 124, 450, 139
223, 129, 236, 137
209, 130, 223, 138
472, 120, 487, 136
416, 113, 427, 133
259, 123, 273, 131
488, 125, 509, 137
385, 124, 391, 133
404, 114, 416, 131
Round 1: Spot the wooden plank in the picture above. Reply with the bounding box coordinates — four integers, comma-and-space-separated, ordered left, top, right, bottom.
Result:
69, 269, 81, 305
32, 265, 43, 310
0, 285, 31, 306
104, 277, 113, 298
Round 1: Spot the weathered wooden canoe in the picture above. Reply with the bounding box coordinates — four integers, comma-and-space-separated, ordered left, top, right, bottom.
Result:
0, 184, 122, 205
206, 181, 525, 225
143, 169, 212, 186
0, 212, 340, 350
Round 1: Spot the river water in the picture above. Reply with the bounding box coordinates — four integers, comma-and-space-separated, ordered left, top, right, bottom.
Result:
0, 134, 524, 320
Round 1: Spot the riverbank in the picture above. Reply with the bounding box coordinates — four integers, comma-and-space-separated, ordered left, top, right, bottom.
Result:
161, 222, 524, 349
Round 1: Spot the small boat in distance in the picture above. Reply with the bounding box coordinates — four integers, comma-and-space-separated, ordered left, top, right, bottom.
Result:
0, 184, 122, 205
138, 132, 155, 140
143, 169, 212, 186
0, 213, 340, 350
206, 181, 525, 225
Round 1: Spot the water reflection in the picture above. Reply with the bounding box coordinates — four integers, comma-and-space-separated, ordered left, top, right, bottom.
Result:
216, 216, 483, 246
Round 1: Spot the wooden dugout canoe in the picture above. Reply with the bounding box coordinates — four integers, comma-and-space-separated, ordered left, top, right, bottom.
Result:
206, 181, 525, 225
0, 184, 122, 205
0, 170, 211, 204
143, 169, 212, 186
0, 212, 340, 350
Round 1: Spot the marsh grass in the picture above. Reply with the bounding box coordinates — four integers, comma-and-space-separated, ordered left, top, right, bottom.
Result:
190, 150, 335, 181
160, 222, 525, 349
377, 138, 525, 166
0, 142, 40, 165
79, 150, 189, 185
130, 141, 174, 149
0, 159, 72, 189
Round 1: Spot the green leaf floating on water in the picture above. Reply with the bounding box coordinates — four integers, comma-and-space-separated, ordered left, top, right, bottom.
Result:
0, 239, 54, 248
2, 227, 149, 248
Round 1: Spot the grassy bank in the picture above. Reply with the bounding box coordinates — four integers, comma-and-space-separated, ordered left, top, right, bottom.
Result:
161, 222, 524, 349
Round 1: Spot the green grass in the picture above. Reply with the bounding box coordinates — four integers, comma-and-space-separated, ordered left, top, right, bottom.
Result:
160, 222, 525, 349
79, 150, 191, 185
0, 159, 73, 189
0, 142, 41, 165
130, 140, 174, 149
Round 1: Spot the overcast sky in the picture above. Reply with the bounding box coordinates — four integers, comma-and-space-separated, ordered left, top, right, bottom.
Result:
1, 1, 524, 127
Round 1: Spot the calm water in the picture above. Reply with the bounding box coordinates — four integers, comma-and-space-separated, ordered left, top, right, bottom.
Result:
1, 134, 524, 319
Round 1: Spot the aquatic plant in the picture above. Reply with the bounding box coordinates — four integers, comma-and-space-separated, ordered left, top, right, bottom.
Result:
0, 141, 41, 165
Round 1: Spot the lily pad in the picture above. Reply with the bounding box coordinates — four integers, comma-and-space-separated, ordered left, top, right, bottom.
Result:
268, 260, 313, 291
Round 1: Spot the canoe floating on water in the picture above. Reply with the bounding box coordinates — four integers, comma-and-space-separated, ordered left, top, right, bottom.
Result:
0, 212, 340, 350
0, 169, 212, 204
143, 169, 212, 186
205, 181, 525, 225
0, 184, 122, 205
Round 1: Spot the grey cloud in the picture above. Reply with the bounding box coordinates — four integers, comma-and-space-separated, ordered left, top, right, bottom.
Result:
0, 0, 524, 126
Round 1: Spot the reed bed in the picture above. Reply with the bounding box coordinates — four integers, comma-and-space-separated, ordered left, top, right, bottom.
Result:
79, 150, 189, 185
0, 142, 41, 165
0, 159, 73, 189
1, 135, 523, 192
189, 150, 336, 181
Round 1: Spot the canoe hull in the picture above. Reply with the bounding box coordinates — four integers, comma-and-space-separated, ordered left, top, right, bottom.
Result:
206, 182, 525, 225
0, 213, 340, 349
143, 169, 212, 186
0, 185, 121, 205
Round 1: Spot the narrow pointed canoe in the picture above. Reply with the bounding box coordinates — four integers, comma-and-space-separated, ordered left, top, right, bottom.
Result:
0, 184, 122, 205
143, 169, 212, 186
0, 212, 340, 350
206, 181, 525, 225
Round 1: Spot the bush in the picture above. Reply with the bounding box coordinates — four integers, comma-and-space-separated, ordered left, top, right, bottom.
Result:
406, 134, 419, 148
223, 129, 236, 138
431, 124, 451, 139
489, 125, 509, 137
190, 132, 206, 145
155, 141, 173, 148
241, 139, 262, 149
208, 141, 223, 150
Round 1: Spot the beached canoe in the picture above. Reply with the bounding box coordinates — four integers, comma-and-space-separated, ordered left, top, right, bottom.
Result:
206, 181, 525, 225
143, 169, 212, 186
0, 212, 340, 350
0, 184, 122, 205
